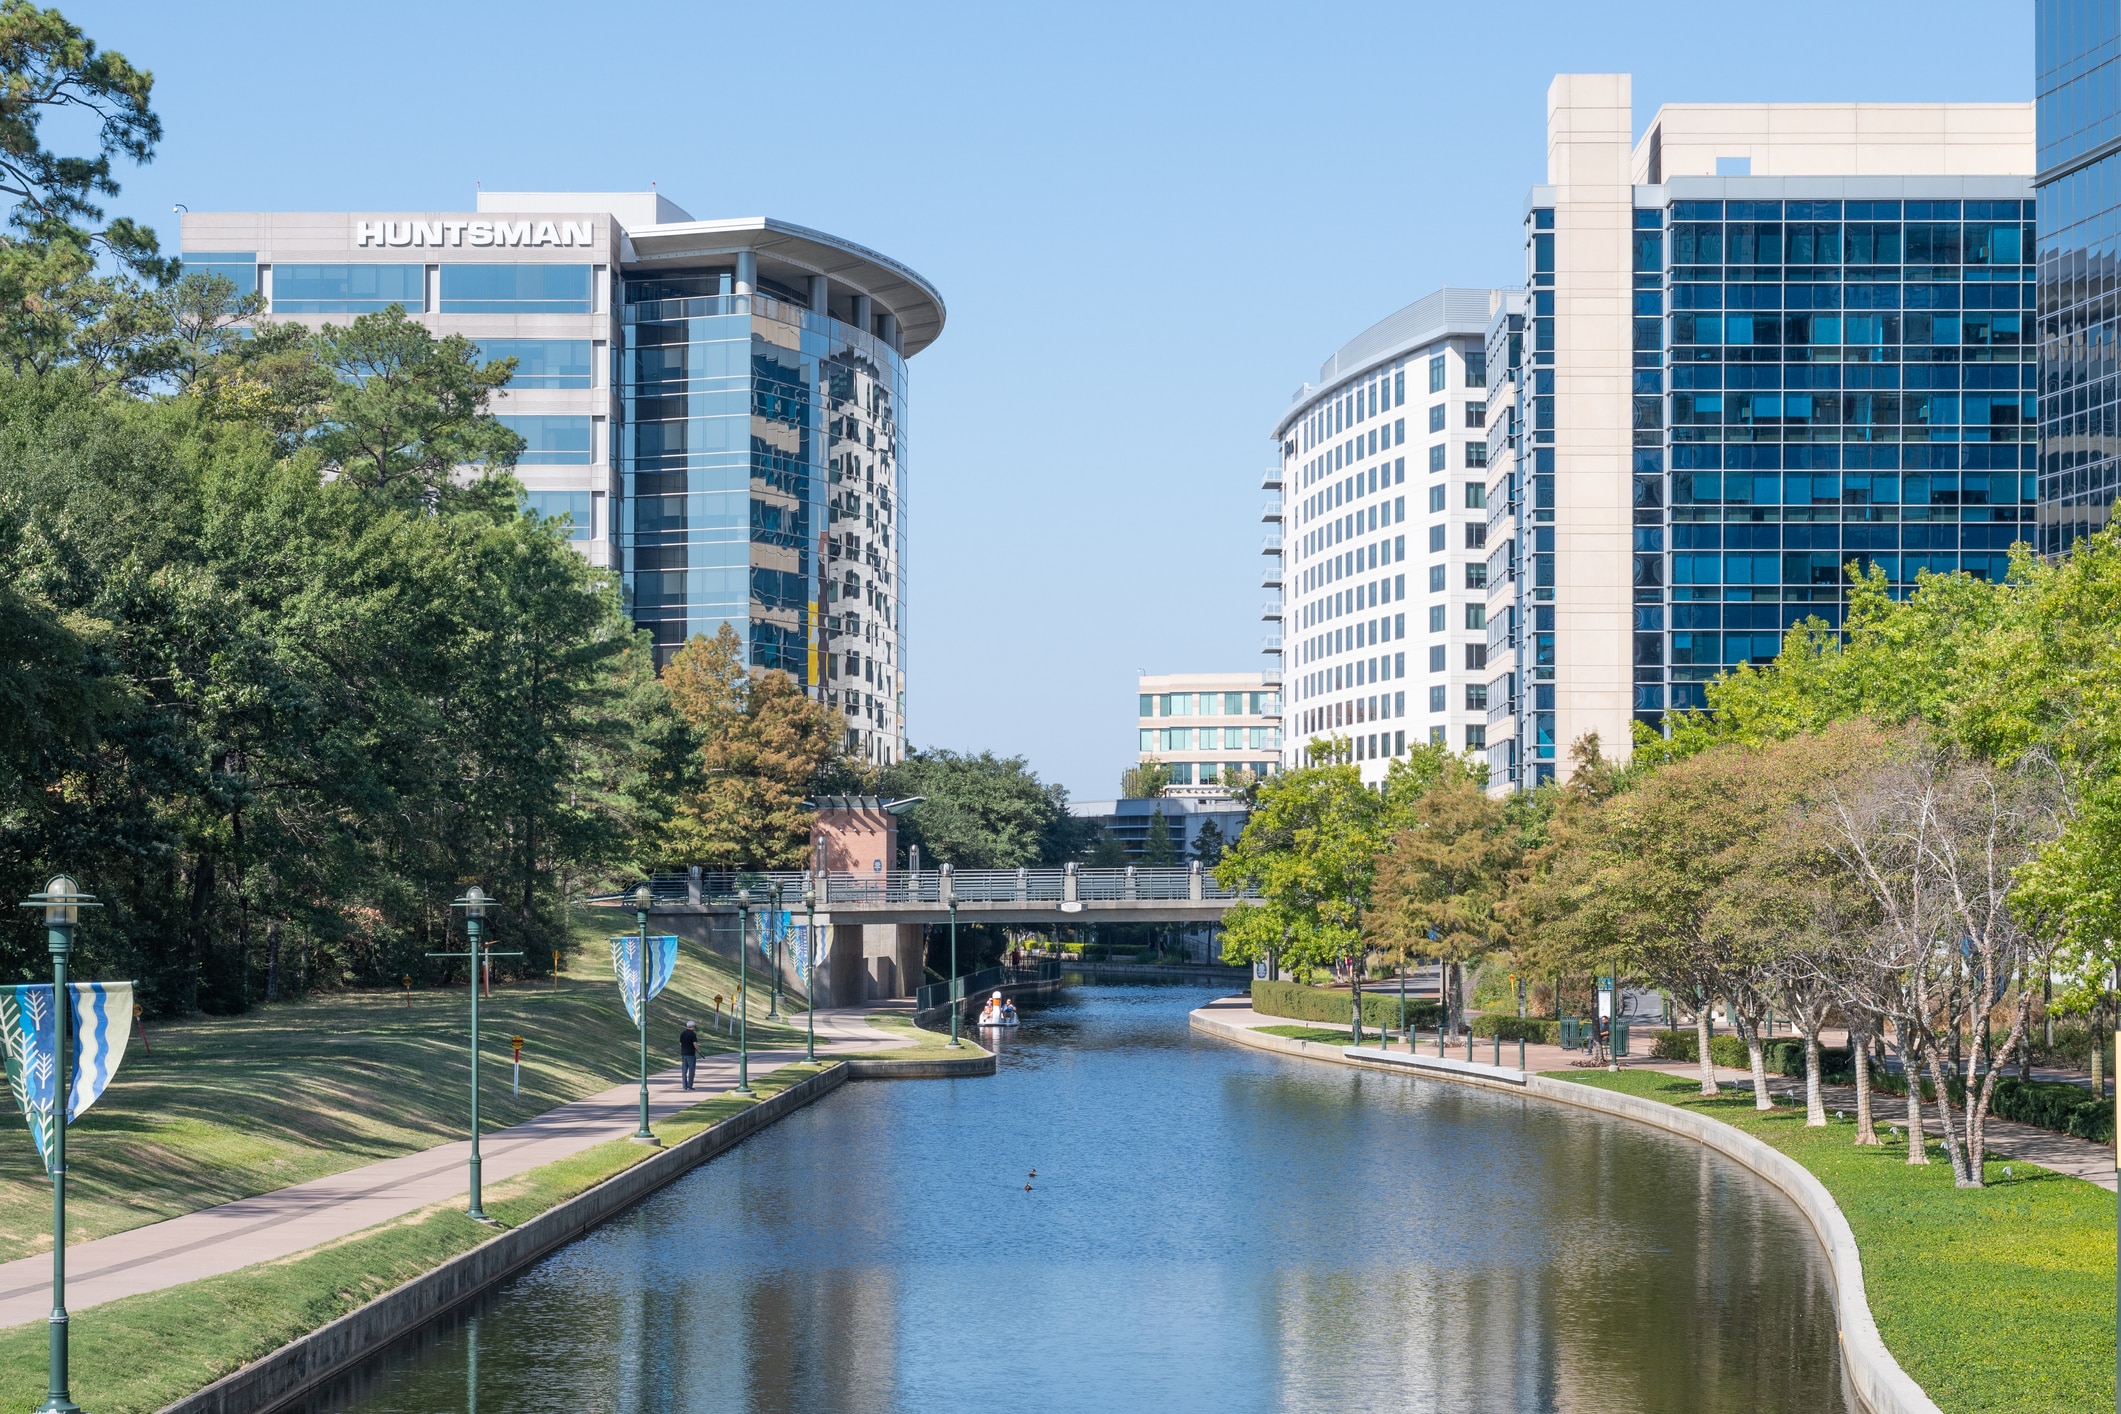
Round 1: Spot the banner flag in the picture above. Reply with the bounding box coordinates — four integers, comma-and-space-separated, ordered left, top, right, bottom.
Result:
793, 923, 830, 980
609, 935, 678, 1026
0, 982, 134, 1172
760, 910, 793, 960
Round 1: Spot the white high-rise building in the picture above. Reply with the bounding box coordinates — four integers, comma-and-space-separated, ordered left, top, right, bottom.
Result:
1271, 288, 1513, 782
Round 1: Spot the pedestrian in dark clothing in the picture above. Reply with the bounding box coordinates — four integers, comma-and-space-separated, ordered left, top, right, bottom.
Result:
679, 1021, 699, 1090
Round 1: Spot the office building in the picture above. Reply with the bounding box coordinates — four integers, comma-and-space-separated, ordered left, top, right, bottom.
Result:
181, 191, 944, 766
1136, 672, 1281, 792
1485, 77, 2036, 788
2036, 2, 2121, 552
1272, 289, 1507, 781
1069, 794, 1250, 862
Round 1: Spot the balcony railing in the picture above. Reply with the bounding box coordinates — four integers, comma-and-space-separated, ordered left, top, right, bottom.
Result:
1260, 501, 1282, 523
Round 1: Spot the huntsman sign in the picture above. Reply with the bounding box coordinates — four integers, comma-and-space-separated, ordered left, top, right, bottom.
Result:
354, 219, 598, 248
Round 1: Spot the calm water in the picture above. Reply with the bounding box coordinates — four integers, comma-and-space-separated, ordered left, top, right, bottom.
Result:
300, 985, 1846, 1414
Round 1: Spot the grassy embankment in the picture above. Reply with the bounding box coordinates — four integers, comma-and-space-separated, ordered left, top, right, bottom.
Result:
1255, 1024, 1357, 1045
1557, 1068, 2113, 1414
0, 1062, 830, 1414
0, 909, 815, 1262
865, 1011, 992, 1060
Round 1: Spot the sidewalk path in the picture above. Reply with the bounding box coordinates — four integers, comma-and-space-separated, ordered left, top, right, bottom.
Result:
0, 1006, 911, 1329
1197, 996, 2117, 1190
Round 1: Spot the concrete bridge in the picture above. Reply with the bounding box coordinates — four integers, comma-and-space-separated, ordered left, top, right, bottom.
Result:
583, 864, 1258, 1010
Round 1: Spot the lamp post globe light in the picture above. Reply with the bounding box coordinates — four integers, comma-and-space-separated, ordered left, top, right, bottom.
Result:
20, 874, 98, 1414
802, 883, 817, 1065
629, 883, 656, 1144
944, 871, 961, 1050
766, 882, 783, 1020
733, 886, 753, 1095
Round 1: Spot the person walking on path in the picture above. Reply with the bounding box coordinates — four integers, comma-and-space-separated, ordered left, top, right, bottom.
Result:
679, 1020, 699, 1090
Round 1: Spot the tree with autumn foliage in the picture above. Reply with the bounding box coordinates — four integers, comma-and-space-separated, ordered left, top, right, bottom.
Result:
659, 625, 846, 869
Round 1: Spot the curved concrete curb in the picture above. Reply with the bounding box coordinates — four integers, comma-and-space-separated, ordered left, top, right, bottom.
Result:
160, 1063, 848, 1414
1190, 1008, 1939, 1414
844, 1053, 996, 1079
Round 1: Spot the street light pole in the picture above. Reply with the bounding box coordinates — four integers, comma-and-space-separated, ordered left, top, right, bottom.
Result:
21, 875, 95, 1414
803, 883, 818, 1064
945, 872, 961, 1049
629, 884, 656, 1144
767, 883, 783, 1020
438, 887, 519, 1223
734, 887, 753, 1094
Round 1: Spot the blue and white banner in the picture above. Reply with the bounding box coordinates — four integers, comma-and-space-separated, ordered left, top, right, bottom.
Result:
760, 910, 793, 960
0, 982, 134, 1173
793, 924, 829, 981
609, 935, 678, 1026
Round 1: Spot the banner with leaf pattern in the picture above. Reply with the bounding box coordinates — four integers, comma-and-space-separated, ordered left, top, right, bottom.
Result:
0, 982, 134, 1173
609, 935, 678, 1026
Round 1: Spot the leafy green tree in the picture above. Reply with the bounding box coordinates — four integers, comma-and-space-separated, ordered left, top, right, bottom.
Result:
877, 747, 1082, 868
1120, 757, 1170, 798
1141, 808, 1177, 866
309, 307, 523, 501
1368, 755, 1516, 1034
1216, 762, 1387, 1030
1191, 817, 1226, 867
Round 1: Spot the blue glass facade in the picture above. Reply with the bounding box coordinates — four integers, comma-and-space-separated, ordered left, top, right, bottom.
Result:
1639, 187, 2037, 721
2037, 0, 2121, 551
618, 281, 908, 730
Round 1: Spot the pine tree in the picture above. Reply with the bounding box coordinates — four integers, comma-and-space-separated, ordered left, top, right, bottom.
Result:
1142, 809, 1177, 866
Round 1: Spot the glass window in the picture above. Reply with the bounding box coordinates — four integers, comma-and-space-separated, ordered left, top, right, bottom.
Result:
475, 338, 593, 388
1428, 404, 1446, 433
1428, 605, 1446, 632
1428, 445, 1446, 473
271, 263, 424, 313
1140, 730, 1154, 751
440, 264, 593, 313
1428, 485, 1446, 513
497, 415, 593, 464
1139, 694, 1154, 717
1427, 565, 1445, 592
1428, 647, 1446, 674
1465, 482, 1486, 510
524, 490, 592, 540
1428, 355, 1446, 393
1428, 686, 1446, 712
180, 251, 258, 295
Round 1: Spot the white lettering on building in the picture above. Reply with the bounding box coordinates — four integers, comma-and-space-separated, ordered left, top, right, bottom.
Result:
355, 217, 598, 248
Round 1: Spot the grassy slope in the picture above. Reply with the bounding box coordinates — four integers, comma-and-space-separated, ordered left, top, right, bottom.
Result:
0, 1063, 828, 1414
1557, 1069, 2113, 1414
1255, 1024, 1355, 1044
0, 910, 811, 1262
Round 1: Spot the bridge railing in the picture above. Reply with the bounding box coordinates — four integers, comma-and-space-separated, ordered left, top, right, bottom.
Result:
586, 866, 1261, 908
915, 961, 1061, 1014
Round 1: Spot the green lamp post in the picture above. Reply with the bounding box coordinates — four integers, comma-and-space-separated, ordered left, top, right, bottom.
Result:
766, 882, 783, 1020
20, 875, 96, 1414
802, 882, 818, 1064
733, 886, 753, 1094
628, 883, 657, 1144
944, 870, 961, 1049
434, 886, 519, 1223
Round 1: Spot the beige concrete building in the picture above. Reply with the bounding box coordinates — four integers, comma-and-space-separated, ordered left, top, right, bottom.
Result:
1484, 77, 2036, 789
1135, 671, 1280, 795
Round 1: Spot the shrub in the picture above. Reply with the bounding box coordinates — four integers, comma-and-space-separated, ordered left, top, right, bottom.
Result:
1645, 1031, 1753, 1069
1471, 1015, 1558, 1043
1650, 1030, 1694, 1061
1251, 979, 1441, 1032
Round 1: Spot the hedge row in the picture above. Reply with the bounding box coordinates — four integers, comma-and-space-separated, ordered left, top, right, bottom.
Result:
1251, 980, 1440, 1032
1645, 1031, 1855, 1075
1470, 1015, 1559, 1043
1863, 1070, 2115, 1145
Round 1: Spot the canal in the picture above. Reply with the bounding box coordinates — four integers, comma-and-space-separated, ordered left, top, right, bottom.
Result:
300, 983, 1847, 1413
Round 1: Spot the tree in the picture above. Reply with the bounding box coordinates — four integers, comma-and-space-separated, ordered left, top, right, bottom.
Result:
659, 625, 842, 871
1216, 762, 1386, 1033
877, 748, 1082, 868
1368, 755, 1517, 1036
308, 307, 523, 502
1191, 817, 1226, 867
1141, 808, 1177, 866
1120, 757, 1171, 799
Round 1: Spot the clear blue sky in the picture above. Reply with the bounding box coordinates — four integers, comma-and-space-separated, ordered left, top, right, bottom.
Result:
65, 0, 2031, 800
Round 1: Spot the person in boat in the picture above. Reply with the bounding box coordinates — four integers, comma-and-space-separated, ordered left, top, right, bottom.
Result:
1001, 997, 1019, 1024
980, 991, 1005, 1024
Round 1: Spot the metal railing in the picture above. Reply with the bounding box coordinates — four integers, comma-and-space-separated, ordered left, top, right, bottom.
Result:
915, 961, 1061, 1013
590, 864, 1261, 909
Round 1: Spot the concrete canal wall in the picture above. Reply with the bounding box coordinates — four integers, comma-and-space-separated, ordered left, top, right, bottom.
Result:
1189, 1005, 1941, 1414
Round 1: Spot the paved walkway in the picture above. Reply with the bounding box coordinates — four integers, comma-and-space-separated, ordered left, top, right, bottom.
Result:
0, 1006, 912, 1329
1202, 997, 2117, 1190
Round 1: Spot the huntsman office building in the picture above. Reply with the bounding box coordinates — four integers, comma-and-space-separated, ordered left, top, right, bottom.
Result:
181, 191, 944, 768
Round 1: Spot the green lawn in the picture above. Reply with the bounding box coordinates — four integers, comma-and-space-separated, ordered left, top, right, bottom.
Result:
1555, 1069, 2114, 1414
0, 910, 811, 1262
864, 1012, 992, 1061
0, 1062, 829, 1414
1256, 1024, 1354, 1044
